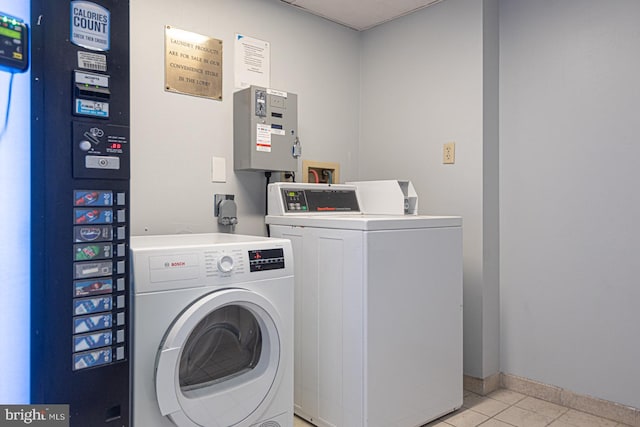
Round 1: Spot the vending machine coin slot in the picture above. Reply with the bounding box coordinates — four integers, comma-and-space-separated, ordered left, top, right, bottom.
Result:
72, 122, 130, 179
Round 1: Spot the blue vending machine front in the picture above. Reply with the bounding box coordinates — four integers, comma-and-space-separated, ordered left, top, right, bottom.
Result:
29, 0, 131, 425
0, 2, 31, 404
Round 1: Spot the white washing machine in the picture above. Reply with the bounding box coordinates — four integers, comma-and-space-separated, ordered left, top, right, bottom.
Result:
266, 183, 463, 427
130, 233, 294, 427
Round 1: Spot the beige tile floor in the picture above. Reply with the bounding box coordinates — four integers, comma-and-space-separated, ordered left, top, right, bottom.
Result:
292, 388, 633, 427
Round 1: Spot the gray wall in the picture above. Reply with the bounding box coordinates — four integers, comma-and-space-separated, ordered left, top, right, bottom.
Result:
499, 0, 640, 408
130, 0, 360, 237
359, 0, 500, 379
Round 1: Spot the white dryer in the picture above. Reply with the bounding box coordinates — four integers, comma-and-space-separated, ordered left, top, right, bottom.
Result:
266, 183, 463, 427
130, 233, 294, 427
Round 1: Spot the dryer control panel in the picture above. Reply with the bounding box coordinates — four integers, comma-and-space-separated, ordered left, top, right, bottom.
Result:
131, 234, 294, 294
248, 248, 285, 272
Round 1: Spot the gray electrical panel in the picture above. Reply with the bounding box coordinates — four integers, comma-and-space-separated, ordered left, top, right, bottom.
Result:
234, 86, 299, 172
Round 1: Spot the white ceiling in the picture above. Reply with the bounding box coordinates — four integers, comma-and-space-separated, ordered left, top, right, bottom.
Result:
279, 0, 443, 31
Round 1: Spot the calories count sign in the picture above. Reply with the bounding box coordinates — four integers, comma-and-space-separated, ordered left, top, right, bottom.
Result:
71, 1, 111, 51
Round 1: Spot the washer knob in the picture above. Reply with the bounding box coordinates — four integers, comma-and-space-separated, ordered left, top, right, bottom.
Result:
217, 255, 234, 273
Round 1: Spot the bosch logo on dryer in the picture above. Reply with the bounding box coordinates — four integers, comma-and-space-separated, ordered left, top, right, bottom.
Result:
164, 260, 187, 268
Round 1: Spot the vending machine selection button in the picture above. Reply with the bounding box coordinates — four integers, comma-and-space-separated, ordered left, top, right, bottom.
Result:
117, 243, 125, 257
74, 278, 113, 297
74, 261, 113, 280
116, 346, 125, 361
74, 208, 113, 225
117, 209, 126, 223
117, 277, 125, 291
74, 243, 112, 261
73, 314, 113, 334
116, 312, 125, 326
73, 348, 112, 371
73, 331, 113, 352
116, 329, 125, 343
117, 192, 126, 205
117, 261, 125, 274
74, 225, 113, 243
116, 295, 125, 308
117, 226, 126, 240
73, 296, 113, 315
74, 190, 113, 206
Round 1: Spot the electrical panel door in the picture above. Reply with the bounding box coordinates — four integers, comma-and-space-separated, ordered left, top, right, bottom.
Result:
234, 86, 299, 172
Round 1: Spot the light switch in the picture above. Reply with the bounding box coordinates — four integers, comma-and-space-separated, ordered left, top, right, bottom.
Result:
212, 156, 226, 182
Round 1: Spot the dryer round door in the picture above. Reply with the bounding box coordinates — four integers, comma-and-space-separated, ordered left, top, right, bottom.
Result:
155, 288, 283, 427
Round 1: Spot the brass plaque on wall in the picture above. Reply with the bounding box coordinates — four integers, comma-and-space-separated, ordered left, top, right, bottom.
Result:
165, 26, 222, 100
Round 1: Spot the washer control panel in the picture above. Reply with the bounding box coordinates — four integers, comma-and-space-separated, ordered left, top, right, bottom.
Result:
267, 183, 362, 216
281, 188, 360, 213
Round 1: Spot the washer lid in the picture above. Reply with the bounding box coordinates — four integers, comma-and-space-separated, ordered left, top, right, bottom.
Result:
155, 288, 282, 427
265, 213, 462, 230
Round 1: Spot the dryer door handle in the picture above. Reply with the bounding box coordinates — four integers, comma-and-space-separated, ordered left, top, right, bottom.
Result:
156, 346, 181, 416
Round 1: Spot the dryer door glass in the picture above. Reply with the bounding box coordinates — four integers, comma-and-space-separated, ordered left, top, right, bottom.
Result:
154, 288, 284, 427
179, 305, 262, 391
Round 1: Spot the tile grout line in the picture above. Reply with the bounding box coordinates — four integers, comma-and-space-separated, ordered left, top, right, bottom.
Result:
463, 392, 568, 427
477, 399, 519, 427
430, 389, 635, 427
541, 405, 569, 426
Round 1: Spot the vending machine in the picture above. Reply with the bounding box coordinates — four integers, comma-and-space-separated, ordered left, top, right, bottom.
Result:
2, 0, 131, 425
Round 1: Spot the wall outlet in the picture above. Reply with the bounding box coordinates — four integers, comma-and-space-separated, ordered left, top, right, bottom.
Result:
443, 142, 455, 164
